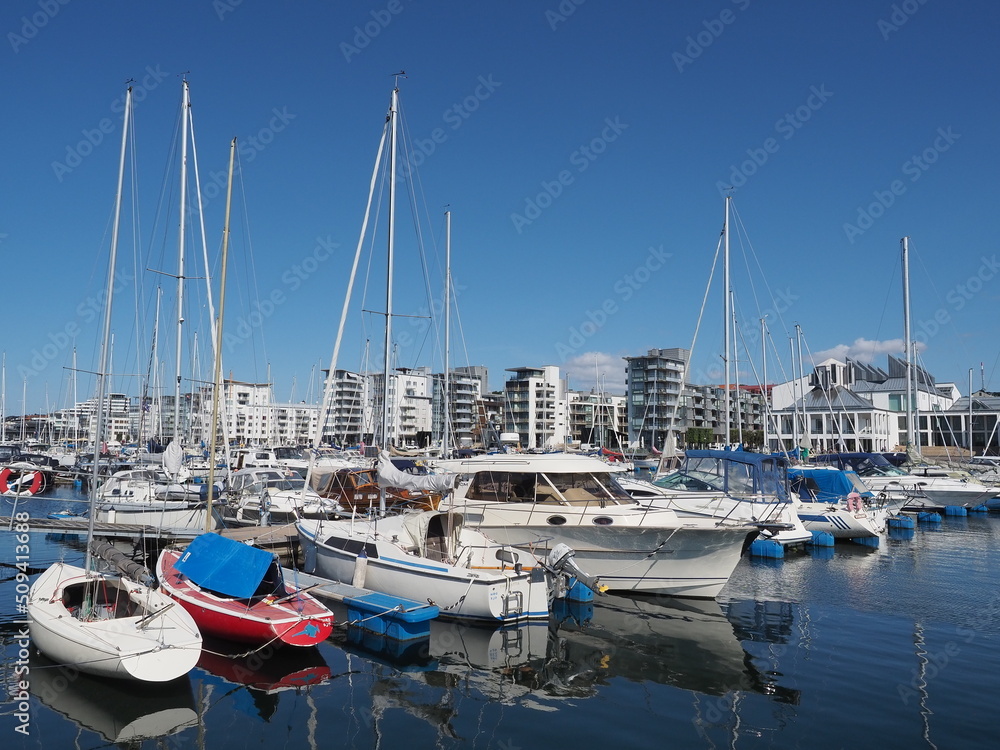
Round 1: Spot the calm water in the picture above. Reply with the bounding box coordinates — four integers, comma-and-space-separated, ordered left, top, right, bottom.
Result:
3, 488, 999, 749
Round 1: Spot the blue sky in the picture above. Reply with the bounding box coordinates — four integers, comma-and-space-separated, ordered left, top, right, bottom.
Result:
3, 0, 998, 415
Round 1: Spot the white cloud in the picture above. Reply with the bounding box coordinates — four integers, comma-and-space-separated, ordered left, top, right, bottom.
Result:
810, 337, 925, 365
562, 351, 626, 394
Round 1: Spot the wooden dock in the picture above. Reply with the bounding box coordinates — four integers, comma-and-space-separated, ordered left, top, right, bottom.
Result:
0, 516, 199, 542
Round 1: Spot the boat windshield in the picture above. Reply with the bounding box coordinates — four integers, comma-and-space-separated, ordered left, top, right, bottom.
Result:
848, 456, 908, 477
465, 470, 632, 504
659, 455, 787, 499
266, 477, 306, 492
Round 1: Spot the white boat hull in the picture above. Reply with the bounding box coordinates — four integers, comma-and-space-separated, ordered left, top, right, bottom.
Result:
454, 505, 754, 599
97, 502, 219, 532
27, 563, 202, 682
797, 502, 886, 538
297, 517, 551, 623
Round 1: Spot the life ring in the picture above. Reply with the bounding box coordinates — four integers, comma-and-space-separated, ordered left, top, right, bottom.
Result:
0, 466, 45, 496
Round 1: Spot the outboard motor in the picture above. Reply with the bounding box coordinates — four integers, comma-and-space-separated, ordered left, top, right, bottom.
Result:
545, 542, 606, 597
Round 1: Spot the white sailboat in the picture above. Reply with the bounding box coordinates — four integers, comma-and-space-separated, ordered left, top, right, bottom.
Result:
298, 85, 601, 622
28, 85, 203, 683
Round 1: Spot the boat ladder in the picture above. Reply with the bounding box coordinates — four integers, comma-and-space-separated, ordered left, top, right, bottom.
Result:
502, 590, 524, 619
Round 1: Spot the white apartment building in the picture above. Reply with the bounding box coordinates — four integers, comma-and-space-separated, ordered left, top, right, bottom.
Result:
503, 366, 568, 449
566, 390, 628, 448
768, 356, 958, 452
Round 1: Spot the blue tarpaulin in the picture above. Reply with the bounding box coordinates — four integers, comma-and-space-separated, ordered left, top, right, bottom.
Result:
174, 533, 276, 599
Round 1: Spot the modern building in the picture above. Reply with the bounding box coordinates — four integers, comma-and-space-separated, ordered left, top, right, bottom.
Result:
768, 356, 958, 452
503, 365, 568, 449
566, 389, 628, 448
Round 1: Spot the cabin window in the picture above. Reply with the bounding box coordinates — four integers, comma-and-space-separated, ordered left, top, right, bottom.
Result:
466, 472, 536, 502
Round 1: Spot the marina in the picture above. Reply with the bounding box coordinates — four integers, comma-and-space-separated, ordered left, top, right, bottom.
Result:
2, 3, 998, 748
4, 487, 1000, 747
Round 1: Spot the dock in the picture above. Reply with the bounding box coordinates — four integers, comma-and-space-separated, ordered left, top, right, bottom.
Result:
1, 516, 201, 542
282, 567, 439, 641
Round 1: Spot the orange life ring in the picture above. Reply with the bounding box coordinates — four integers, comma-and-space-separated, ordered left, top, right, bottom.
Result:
0, 466, 45, 496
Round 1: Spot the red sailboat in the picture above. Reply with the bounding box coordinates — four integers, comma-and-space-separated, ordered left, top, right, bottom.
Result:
156, 534, 333, 648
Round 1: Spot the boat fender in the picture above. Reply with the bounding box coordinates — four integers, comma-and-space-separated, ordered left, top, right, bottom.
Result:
352, 549, 368, 588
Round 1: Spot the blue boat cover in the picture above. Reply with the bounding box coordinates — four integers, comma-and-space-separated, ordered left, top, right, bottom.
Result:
174, 533, 276, 599
787, 466, 873, 502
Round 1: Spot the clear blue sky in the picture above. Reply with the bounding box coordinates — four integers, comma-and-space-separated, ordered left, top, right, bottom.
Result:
3, 0, 998, 415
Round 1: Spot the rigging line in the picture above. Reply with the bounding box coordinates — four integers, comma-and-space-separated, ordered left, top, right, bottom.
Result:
912, 239, 977, 376
666, 224, 725, 443
799, 329, 855, 449
729, 201, 786, 340
394, 104, 441, 372
728, 202, 770, 335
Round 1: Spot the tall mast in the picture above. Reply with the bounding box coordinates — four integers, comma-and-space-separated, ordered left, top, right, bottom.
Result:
902, 236, 915, 448
732, 289, 742, 446
173, 79, 191, 445
796, 323, 807, 452
969, 368, 974, 454
723, 196, 731, 448
207, 137, 236, 532
760, 317, 768, 452
85, 85, 131, 576
790, 337, 799, 450
381, 85, 399, 450
71, 348, 77, 450
443, 209, 452, 458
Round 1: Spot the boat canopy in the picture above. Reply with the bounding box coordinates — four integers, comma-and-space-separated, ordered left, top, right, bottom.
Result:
787, 466, 873, 502
174, 533, 276, 599
376, 451, 457, 494
810, 452, 908, 477
681, 449, 789, 500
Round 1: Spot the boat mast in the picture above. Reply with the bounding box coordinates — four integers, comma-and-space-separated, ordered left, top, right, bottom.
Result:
206, 137, 236, 533
173, 79, 191, 446
969, 368, 974, 455
381, 84, 399, 451
796, 323, 807, 453
84, 85, 131, 576
443, 209, 451, 458
902, 236, 915, 449
732, 289, 743, 447
760, 317, 768, 452
723, 196, 731, 448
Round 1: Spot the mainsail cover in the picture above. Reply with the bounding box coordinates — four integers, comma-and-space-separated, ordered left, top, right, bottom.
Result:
375, 451, 457, 494
163, 440, 184, 477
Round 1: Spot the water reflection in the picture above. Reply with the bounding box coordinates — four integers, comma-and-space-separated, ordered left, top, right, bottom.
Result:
343, 591, 800, 715
29, 652, 197, 744
549, 594, 799, 703
195, 637, 331, 723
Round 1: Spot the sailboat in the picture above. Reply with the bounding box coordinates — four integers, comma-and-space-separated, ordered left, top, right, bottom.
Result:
156, 137, 334, 648
297, 85, 602, 623
89, 79, 221, 534
27, 85, 203, 683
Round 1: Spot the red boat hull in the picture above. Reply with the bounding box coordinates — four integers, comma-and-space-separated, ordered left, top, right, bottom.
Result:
157, 547, 333, 647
